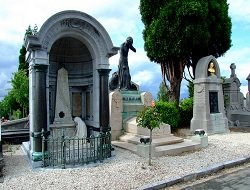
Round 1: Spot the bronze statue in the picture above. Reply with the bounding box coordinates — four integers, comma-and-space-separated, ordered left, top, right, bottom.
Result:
208, 61, 216, 76
118, 36, 136, 90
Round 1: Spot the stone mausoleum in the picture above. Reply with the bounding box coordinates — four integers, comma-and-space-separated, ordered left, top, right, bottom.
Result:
24, 10, 118, 162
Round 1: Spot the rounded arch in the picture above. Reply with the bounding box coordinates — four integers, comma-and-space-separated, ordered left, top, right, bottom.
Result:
195, 55, 221, 79
25, 10, 118, 63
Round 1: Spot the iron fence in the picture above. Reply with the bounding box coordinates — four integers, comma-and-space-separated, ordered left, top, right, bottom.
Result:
42, 130, 111, 169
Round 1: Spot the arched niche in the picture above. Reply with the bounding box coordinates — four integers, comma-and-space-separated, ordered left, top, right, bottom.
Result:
195, 55, 221, 79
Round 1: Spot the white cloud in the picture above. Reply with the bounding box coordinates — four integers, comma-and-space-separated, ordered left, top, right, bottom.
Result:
228, 0, 250, 23
217, 47, 250, 82
132, 69, 158, 86
241, 85, 248, 98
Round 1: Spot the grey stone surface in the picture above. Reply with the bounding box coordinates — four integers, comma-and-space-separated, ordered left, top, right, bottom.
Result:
224, 157, 247, 168
143, 157, 250, 189
223, 64, 250, 126
183, 173, 197, 182
191, 55, 229, 135
182, 165, 250, 190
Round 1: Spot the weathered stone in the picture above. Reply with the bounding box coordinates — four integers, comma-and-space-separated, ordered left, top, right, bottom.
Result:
191, 55, 229, 135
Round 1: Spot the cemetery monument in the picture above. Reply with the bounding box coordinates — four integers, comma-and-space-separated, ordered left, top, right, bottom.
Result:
23, 10, 118, 166
223, 63, 250, 126
191, 55, 229, 134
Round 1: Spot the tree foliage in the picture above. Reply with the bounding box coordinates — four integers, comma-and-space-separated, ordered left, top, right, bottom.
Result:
140, 0, 231, 103
179, 97, 193, 127
11, 70, 29, 114
137, 105, 162, 131
0, 25, 37, 119
18, 45, 28, 73
0, 70, 29, 118
157, 82, 170, 102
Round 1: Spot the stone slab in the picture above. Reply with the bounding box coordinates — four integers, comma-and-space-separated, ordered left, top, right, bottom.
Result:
154, 139, 200, 156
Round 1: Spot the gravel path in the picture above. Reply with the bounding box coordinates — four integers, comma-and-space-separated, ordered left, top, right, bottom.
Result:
1, 132, 250, 190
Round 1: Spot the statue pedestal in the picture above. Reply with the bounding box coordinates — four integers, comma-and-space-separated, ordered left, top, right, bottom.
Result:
50, 123, 76, 138
109, 90, 153, 140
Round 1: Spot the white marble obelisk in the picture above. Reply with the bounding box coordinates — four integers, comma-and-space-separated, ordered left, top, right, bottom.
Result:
53, 67, 75, 126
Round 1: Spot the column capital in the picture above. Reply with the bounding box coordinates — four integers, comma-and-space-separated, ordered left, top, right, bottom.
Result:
97, 68, 111, 76
33, 64, 48, 72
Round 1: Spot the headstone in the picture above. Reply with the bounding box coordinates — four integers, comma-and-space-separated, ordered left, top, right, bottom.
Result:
53, 68, 74, 125
246, 74, 250, 109
222, 65, 250, 126
109, 90, 123, 140
191, 55, 228, 135
109, 90, 154, 140
50, 67, 75, 137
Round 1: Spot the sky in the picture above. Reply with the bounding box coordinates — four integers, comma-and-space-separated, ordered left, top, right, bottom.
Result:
0, 0, 250, 101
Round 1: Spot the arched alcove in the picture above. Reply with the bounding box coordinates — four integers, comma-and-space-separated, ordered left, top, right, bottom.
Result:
49, 37, 93, 124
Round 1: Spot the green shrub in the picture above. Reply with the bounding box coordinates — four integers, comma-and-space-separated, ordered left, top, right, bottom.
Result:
156, 101, 180, 129
179, 98, 193, 127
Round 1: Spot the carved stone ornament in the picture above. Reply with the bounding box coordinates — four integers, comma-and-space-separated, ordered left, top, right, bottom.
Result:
196, 84, 204, 93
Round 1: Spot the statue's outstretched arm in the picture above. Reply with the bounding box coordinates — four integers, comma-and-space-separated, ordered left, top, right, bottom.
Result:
128, 44, 136, 52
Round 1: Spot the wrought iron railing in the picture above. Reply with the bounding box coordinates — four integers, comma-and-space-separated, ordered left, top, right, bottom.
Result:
42, 130, 111, 169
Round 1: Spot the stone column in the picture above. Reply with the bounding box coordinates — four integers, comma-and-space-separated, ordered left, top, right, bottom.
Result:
98, 69, 111, 132
32, 64, 48, 161
246, 74, 250, 109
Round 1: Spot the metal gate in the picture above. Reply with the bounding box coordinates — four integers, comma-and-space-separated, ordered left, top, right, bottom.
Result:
42, 130, 111, 168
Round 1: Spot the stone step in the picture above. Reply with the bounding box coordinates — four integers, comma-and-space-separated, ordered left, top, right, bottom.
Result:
119, 133, 183, 146
112, 139, 201, 157
112, 141, 137, 154
154, 139, 200, 156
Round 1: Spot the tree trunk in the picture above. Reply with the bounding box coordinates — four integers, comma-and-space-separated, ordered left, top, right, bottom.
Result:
161, 59, 185, 105
149, 129, 152, 166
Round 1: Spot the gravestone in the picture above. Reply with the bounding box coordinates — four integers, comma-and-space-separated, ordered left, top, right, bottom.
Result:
50, 67, 76, 137
223, 64, 250, 126
246, 74, 250, 109
191, 55, 229, 135
109, 90, 153, 140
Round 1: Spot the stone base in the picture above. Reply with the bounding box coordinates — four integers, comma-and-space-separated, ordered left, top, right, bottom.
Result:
21, 141, 43, 168
191, 135, 208, 148
126, 117, 171, 137
191, 113, 229, 135
50, 123, 76, 138
137, 144, 155, 158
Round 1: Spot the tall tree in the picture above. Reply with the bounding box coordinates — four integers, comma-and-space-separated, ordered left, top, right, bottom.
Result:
18, 45, 28, 73
157, 82, 170, 102
140, 0, 231, 103
0, 25, 38, 119
10, 70, 29, 117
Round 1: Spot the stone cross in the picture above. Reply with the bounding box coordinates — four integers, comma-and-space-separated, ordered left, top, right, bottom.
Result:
230, 63, 236, 78
246, 74, 250, 92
